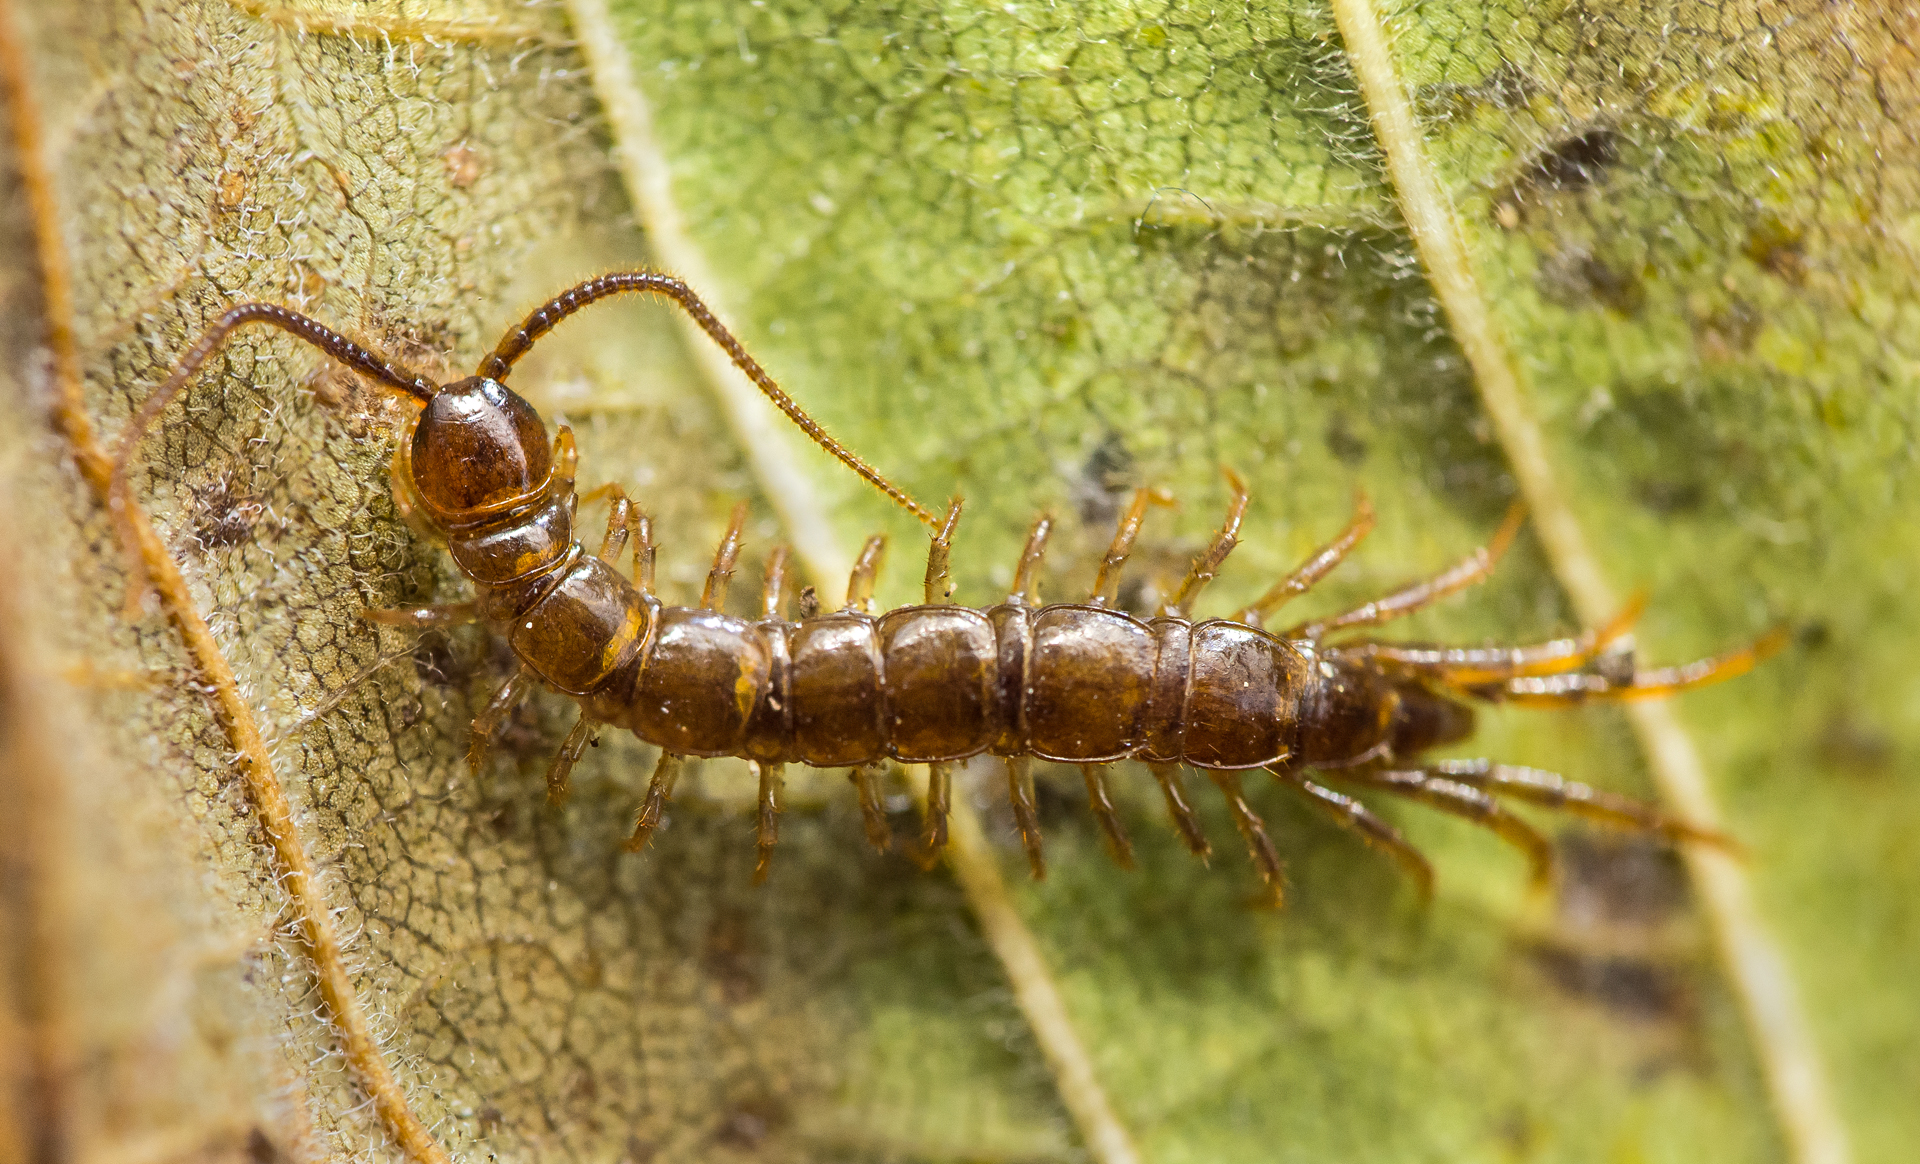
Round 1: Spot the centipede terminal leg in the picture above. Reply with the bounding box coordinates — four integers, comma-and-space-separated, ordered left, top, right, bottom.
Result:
1160, 469, 1249, 620
467, 664, 534, 776
919, 761, 954, 866
1270, 767, 1434, 901
752, 761, 786, 883
1005, 756, 1046, 879
1289, 500, 1525, 641
701, 501, 749, 611
545, 713, 600, 807
1340, 767, 1555, 889
845, 535, 887, 614
849, 763, 892, 852
1207, 770, 1286, 904
1236, 489, 1374, 627
1426, 759, 1734, 848
1332, 594, 1646, 685
625, 751, 685, 851
1148, 762, 1212, 860
1479, 626, 1788, 709
1079, 764, 1135, 870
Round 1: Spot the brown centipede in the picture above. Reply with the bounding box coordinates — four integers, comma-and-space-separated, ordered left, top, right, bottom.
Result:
111, 271, 1783, 900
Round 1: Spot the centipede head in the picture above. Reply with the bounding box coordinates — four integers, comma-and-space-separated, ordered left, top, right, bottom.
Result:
409, 376, 551, 516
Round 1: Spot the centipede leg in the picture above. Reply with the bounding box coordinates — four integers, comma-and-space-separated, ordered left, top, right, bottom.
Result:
1005, 756, 1047, 879
700, 501, 749, 611
1476, 626, 1789, 708
845, 535, 888, 614
467, 664, 534, 776
545, 713, 599, 806
360, 601, 482, 630
1424, 759, 1732, 848
1237, 489, 1375, 626
760, 544, 790, 620
1341, 767, 1556, 889
1207, 770, 1285, 904
1080, 764, 1135, 870
849, 762, 892, 852
1148, 762, 1212, 860
919, 760, 954, 864
1006, 514, 1053, 605
580, 483, 634, 563
1088, 486, 1171, 606
923, 499, 963, 604
1159, 469, 1249, 619
752, 761, 786, 883
1287, 500, 1526, 640
1270, 767, 1434, 901
625, 751, 684, 852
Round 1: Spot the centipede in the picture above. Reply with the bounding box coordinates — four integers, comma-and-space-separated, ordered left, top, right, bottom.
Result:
110, 271, 1783, 901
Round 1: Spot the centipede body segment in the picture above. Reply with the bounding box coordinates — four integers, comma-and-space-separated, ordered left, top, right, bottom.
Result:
114, 272, 1783, 902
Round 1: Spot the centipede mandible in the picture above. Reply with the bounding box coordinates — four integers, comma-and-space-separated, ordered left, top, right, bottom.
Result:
111, 271, 1784, 901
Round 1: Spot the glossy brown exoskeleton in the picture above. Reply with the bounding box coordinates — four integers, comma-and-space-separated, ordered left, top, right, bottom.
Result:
114, 273, 1781, 898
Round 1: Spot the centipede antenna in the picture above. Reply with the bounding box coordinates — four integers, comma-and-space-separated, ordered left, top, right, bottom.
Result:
111, 303, 439, 608
760, 544, 791, 620
477, 271, 939, 528
1007, 513, 1053, 605
701, 502, 749, 611
923, 498, 963, 605
845, 534, 887, 613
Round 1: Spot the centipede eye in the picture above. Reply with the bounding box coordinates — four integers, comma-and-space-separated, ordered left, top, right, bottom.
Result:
410, 376, 552, 514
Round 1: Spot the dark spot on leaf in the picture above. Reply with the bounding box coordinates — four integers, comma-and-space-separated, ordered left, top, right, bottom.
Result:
477, 1104, 504, 1135
1797, 621, 1830, 651
1528, 128, 1620, 191
411, 631, 467, 690
619, 1137, 658, 1164
246, 1127, 283, 1163
1746, 216, 1807, 285
1324, 413, 1368, 465
1634, 477, 1704, 514
1558, 833, 1690, 928
1692, 297, 1763, 360
1539, 249, 1645, 315
1074, 431, 1134, 530
1818, 710, 1894, 776
1530, 944, 1693, 1023
701, 908, 763, 1004
191, 475, 264, 549
713, 1095, 790, 1151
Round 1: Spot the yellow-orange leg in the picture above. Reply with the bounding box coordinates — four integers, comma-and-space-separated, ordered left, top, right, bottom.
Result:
849, 762, 892, 852
1080, 764, 1135, 869
752, 761, 786, 884
1332, 594, 1647, 686
1088, 486, 1173, 606
545, 713, 599, 806
1237, 490, 1375, 627
625, 751, 684, 851
845, 535, 888, 614
1482, 626, 1788, 707
1006, 756, 1047, 879
1148, 762, 1212, 859
1206, 770, 1285, 903
1270, 767, 1434, 901
1341, 767, 1555, 889
467, 664, 534, 776
700, 501, 749, 611
1159, 470, 1250, 620
1427, 759, 1733, 848
1289, 501, 1526, 641
760, 544, 791, 619
1006, 513, 1053, 605
924, 499, 963, 604
920, 760, 954, 863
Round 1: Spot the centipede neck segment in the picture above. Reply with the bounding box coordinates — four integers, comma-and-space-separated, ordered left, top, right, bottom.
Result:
125, 271, 1784, 904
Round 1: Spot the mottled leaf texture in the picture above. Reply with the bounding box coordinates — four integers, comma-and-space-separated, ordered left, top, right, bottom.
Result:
0, 1, 1913, 1163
